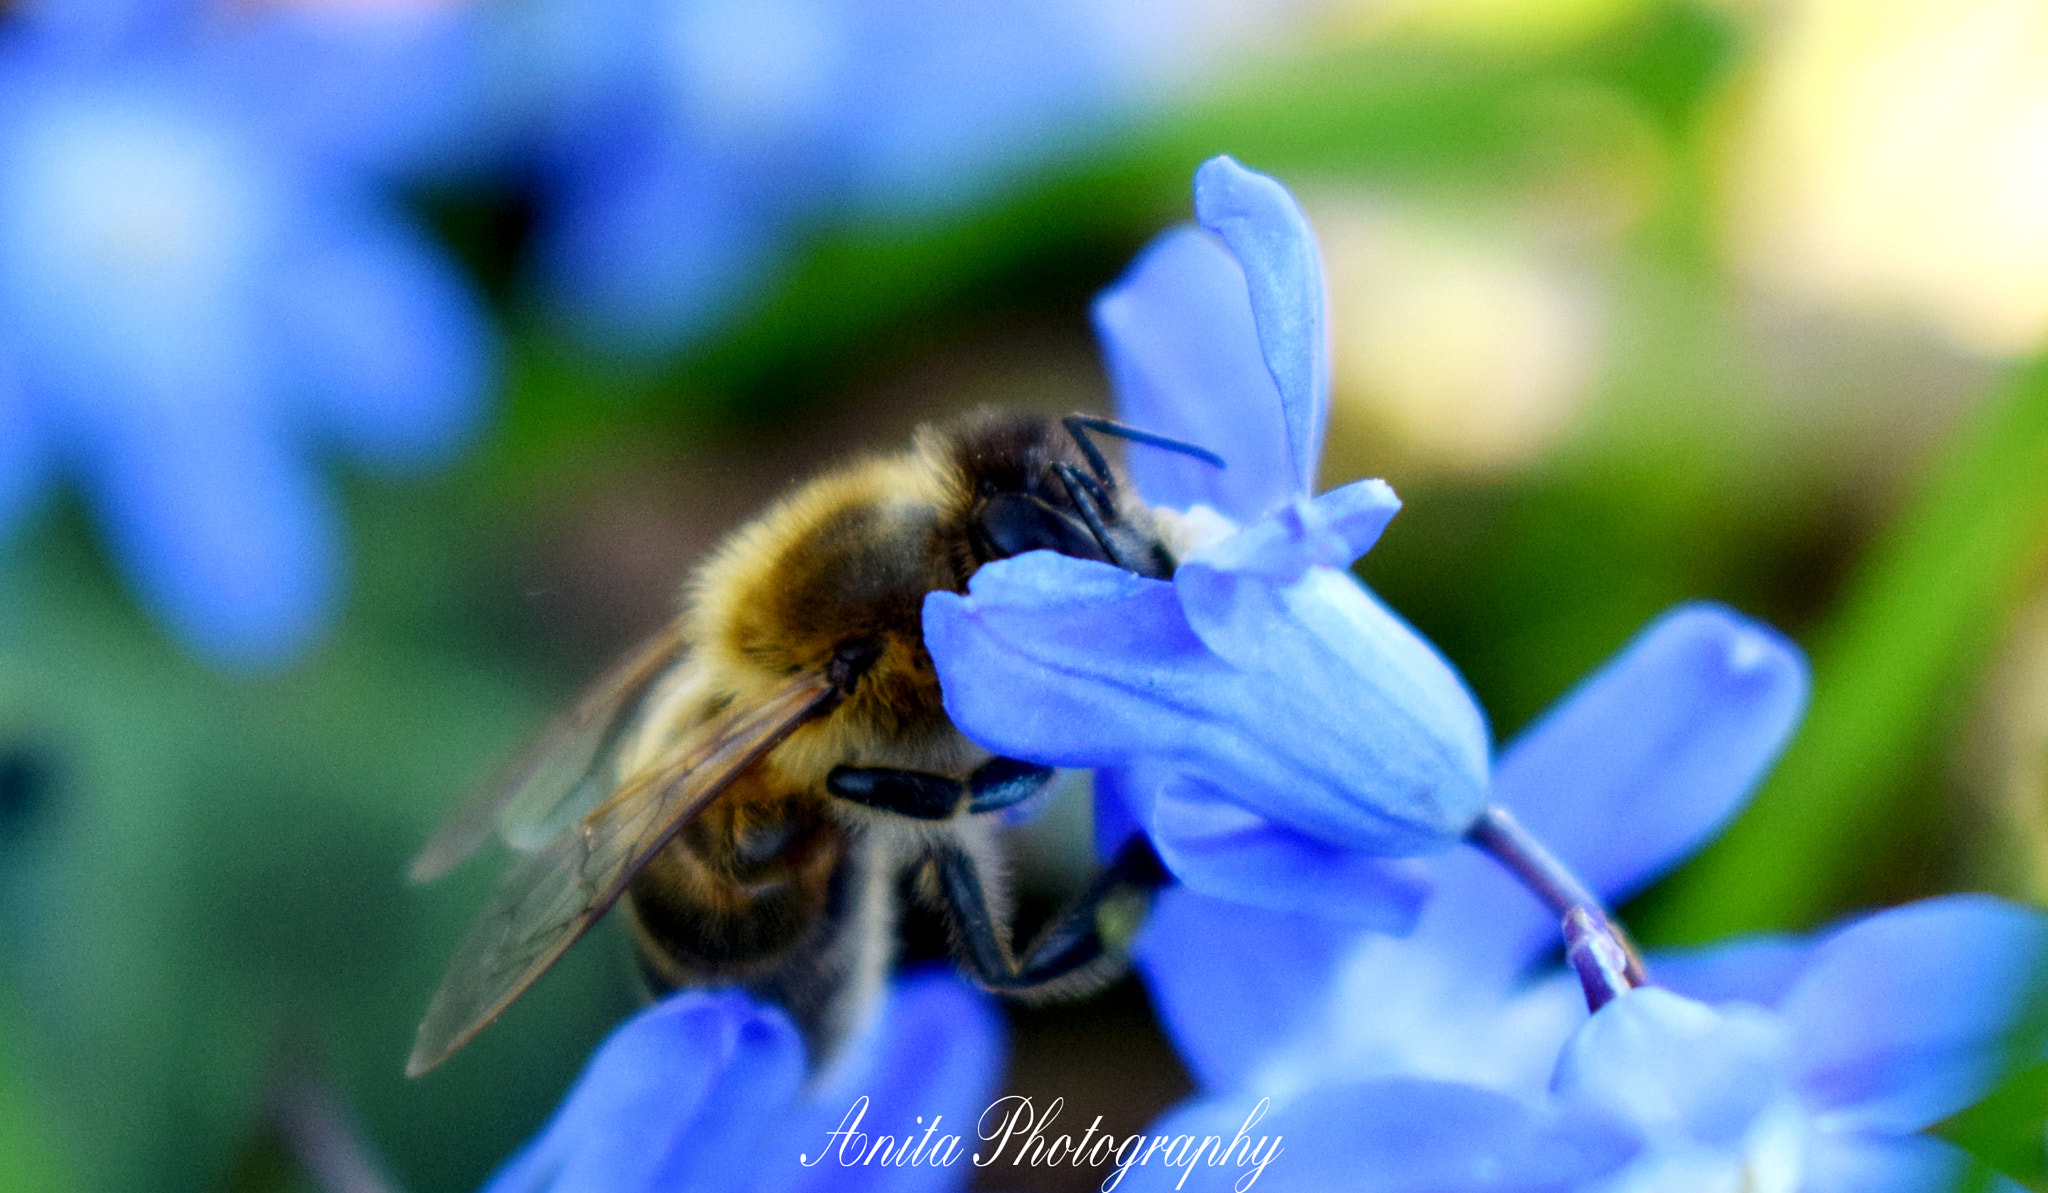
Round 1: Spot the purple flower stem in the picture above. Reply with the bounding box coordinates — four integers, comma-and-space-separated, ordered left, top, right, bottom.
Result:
1466, 805, 1649, 997
1563, 908, 1634, 1011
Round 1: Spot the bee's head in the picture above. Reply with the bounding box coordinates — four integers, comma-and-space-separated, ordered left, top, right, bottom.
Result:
941, 411, 1174, 581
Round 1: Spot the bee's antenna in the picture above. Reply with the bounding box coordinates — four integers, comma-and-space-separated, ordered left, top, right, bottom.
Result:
1062, 415, 1228, 483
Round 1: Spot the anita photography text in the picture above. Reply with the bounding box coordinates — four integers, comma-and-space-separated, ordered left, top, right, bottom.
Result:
798, 1095, 1283, 1191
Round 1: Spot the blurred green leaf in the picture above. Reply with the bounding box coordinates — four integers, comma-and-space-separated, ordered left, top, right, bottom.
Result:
0, 991, 79, 1193
1938, 1060, 2048, 1190
1643, 357, 2048, 941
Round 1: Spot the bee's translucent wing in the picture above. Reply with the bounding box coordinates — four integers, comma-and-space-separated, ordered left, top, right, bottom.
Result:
408, 625, 688, 884
405, 669, 838, 1077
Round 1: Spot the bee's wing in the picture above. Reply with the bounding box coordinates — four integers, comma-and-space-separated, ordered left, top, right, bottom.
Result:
409, 624, 689, 884
406, 668, 839, 1077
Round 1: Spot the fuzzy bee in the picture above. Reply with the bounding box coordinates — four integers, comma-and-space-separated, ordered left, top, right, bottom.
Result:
405, 410, 1222, 1077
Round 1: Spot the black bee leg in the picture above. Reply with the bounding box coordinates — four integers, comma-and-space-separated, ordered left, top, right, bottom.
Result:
1062, 415, 1119, 492
826, 766, 965, 819
932, 835, 1171, 995
965, 757, 1055, 814
826, 758, 1055, 820
1053, 463, 1135, 572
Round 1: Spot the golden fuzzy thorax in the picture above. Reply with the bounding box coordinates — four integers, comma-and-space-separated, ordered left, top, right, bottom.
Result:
633, 442, 989, 796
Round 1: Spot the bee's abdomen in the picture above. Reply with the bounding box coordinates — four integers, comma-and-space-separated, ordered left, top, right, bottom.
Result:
626, 782, 842, 980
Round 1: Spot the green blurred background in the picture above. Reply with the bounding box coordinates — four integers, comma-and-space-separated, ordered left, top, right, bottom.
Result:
10, 0, 2048, 1189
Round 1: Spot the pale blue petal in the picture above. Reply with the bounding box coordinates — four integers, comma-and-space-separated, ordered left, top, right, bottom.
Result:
1647, 936, 1814, 1008
1780, 895, 2048, 1133
533, 142, 789, 355
13, 0, 180, 58
79, 402, 340, 668
1168, 563, 1490, 847
265, 204, 494, 469
213, 5, 502, 180
1800, 1132, 1978, 1193
835, 0, 1112, 213
1115, 1080, 1633, 1193
1291, 959, 1585, 1096
926, 552, 1487, 853
1400, 604, 1807, 985
1147, 776, 1431, 926
1499, 605, 1807, 897
1192, 156, 1326, 495
1551, 989, 1792, 1146
924, 552, 1219, 768
1091, 225, 1294, 519
771, 969, 1003, 1193
1136, 888, 1362, 1092
1187, 480, 1399, 582
486, 990, 804, 1193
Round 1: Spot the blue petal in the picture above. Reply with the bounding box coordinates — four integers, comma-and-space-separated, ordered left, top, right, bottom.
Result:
1647, 936, 1814, 1008
1092, 763, 1152, 860
1551, 988, 1791, 1146
1801, 1133, 1980, 1193
924, 551, 1218, 768
1192, 156, 1327, 496
1399, 604, 1807, 985
833, 0, 1114, 214
78, 402, 340, 668
1136, 888, 1364, 1092
533, 140, 789, 355
1091, 226, 1295, 520
925, 552, 1487, 853
1778, 894, 2048, 1132
770, 969, 1004, 1193
213, 5, 502, 180
1168, 563, 1490, 847
1116, 1079, 1632, 1193
486, 990, 805, 1193
264, 204, 494, 470
1188, 480, 1399, 581
1147, 776, 1431, 926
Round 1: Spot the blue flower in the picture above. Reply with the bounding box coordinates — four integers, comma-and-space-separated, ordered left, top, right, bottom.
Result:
1136, 602, 1810, 1092
0, 0, 496, 665
503, 0, 1315, 354
1108, 608, 2048, 1192
922, 156, 1490, 926
482, 970, 1002, 1193
1127, 903, 2048, 1193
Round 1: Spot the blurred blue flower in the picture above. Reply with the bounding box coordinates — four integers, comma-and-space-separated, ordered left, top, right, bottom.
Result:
484, 970, 1002, 1193
1127, 899, 2048, 1193
923, 156, 1489, 926
0, 0, 496, 665
1110, 608, 2048, 1192
501, 0, 1320, 354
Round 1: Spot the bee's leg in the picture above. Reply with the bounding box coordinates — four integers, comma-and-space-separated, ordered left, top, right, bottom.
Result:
932, 834, 1170, 994
964, 757, 1055, 813
827, 758, 1055, 820
1053, 463, 1136, 571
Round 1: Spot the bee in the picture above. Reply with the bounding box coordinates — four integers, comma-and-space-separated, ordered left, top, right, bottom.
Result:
405, 410, 1224, 1077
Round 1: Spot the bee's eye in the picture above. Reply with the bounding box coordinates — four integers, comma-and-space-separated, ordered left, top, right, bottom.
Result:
970, 493, 1106, 565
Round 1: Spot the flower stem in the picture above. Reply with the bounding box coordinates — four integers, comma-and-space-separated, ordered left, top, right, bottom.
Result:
1467, 806, 1648, 991
1564, 909, 1633, 1011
